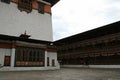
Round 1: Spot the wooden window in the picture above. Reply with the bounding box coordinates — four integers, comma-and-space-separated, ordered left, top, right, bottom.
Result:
15, 47, 45, 67
29, 50, 33, 61
1, 0, 10, 4
4, 56, 11, 66
32, 50, 36, 61
19, 50, 23, 61
18, 0, 32, 13
38, 1, 45, 14
36, 51, 40, 61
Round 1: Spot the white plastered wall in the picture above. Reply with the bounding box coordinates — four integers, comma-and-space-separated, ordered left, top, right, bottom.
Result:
0, 48, 11, 66
47, 52, 59, 68
0, 2, 53, 41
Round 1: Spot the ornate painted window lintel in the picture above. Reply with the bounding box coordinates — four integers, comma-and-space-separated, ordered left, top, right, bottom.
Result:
18, 0, 32, 13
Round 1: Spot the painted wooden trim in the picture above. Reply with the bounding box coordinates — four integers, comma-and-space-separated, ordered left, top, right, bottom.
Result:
44, 5, 51, 14
46, 48, 57, 52
10, 0, 51, 14
0, 42, 15, 49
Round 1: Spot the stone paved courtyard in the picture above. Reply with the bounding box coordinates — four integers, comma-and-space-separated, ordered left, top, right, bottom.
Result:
0, 68, 120, 80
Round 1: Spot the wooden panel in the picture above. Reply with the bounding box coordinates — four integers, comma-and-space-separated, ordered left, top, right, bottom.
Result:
44, 5, 51, 14
38, 1, 45, 14
47, 57, 49, 66
18, 0, 32, 13
11, 0, 18, 3
16, 61, 20, 66
52, 59, 55, 66
46, 48, 57, 52
0, 43, 14, 49
32, 1, 38, 10
6, 0, 51, 14
1, 0, 10, 4
4, 56, 11, 66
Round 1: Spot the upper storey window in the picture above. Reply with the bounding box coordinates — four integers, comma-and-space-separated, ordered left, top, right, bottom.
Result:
1, 0, 10, 4
18, 0, 32, 13
38, 2, 45, 14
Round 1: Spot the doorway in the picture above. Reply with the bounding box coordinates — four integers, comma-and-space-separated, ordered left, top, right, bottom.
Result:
52, 59, 55, 67
4, 56, 11, 66
47, 57, 49, 66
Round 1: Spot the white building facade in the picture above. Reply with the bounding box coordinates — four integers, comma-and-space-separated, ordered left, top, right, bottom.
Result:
0, 35, 60, 71
0, 0, 60, 71
0, 0, 59, 41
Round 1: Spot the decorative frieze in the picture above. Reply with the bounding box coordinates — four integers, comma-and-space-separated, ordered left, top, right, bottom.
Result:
1, 0, 51, 14
1, 0, 10, 4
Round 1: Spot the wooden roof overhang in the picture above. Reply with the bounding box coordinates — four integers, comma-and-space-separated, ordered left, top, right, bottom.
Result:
42, 0, 59, 6
54, 21, 120, 46
0, 34, 58, 51
0, 34, 53, 45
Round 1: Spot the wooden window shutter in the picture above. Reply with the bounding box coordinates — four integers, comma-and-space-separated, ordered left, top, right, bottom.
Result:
1, 0, 10, 4
38, 2, 45, 14
18, 0, 32, 13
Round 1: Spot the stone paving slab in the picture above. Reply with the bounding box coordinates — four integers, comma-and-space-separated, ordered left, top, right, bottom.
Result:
0, 68, 120, 80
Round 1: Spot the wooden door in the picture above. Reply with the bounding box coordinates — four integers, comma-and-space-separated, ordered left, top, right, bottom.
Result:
4, 56, 11, 66
52, 59, 55, 67
47, 57, 49, 66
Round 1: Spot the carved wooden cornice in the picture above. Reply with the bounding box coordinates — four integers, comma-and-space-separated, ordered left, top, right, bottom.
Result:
1, 0, 51, 14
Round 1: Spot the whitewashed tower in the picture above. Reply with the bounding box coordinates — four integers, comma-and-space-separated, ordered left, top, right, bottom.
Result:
0, 0, 59, 41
